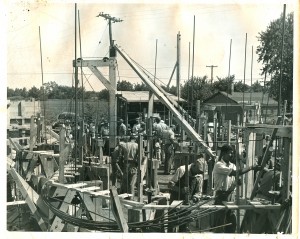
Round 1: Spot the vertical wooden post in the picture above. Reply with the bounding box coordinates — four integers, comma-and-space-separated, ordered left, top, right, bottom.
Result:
184, 148, 190, 204
221, 113, 226, 142
137, 135, 143, 202
282, 137, 291, 199
40, 115, 45, 143
147, 117, 153, 190
36, 113, 41, 144
109, 59, 117, 151
59, 127, 66, 184
196, 100, 201, 153
245, 130, 256, 198
97, 139, 104, 164
227, 120, 231, 144
203, 112, 208, 142
213, 111, 218, 151
153, 159, 159, 195
29, 115, 37, 151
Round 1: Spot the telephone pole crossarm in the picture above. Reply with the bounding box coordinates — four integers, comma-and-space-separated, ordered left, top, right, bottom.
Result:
96, 12, 123, 47
206, 65, 218, 85
96, 12, 123, 23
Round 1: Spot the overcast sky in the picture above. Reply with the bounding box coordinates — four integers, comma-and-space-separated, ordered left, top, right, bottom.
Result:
5, 0, 296, 92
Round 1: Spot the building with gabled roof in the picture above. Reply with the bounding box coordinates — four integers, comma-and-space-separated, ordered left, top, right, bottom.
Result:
202, 91, 278, 125
116, 91, 185, 127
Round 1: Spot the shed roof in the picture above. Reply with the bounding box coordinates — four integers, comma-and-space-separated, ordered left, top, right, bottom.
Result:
117, 91, 185, 103
223, 91, 278, 106
203, 91, 277, 106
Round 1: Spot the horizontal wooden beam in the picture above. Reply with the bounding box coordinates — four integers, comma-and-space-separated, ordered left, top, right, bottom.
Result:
8, 168, 48, 231
125, 202, 281, 210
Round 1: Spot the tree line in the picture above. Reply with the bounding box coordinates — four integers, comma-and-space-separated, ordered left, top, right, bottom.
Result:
7, 75, 263, 102
7, 12, 293, 111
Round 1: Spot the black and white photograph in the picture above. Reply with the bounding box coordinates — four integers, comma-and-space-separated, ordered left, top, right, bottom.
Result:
3, 0, 298, 238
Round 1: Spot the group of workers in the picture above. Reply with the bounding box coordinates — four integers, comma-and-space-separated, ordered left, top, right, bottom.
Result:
62, 115, 285, 233
110, 116, 177, 194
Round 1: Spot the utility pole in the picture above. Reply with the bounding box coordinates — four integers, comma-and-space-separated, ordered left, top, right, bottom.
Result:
96, 12, 123, 150
206, 65, 218, 85
176, 32, 181, 100
97, 12, 123, 47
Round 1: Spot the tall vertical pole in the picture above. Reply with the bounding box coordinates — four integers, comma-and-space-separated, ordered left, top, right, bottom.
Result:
191, 16, 195, 116
187, 42, 191, 118
74, 3, 78, 175
78, 10, 84, 164
154, 39, 158, 84
188, 42, 191, 81
250, 45, 253, 105
39, 26, 46, 142
176, 32, 181, 100
228, 39, 232, 93
242, 33, 247, 126
78, 10, 84, 120
108, 19, 113, 47
278, 4, 286, 116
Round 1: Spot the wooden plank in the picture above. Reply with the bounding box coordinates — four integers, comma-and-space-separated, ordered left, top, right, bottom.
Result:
127, 203, 281, 210
77, 191, 103, 221
109, 186, 129, 232
59, 128, 67, 183
39, 154, 55, 178
91, 190, 110, 195
29, 115, 37, 151
8, 168, 48, 231
7, 200, 27, 206
25, 153, 39, 181
76, 186, 102, 192
282, 138, 292, 200
8, 137, 23, 151
250, 117, 281, 200
50, 190, 77, 232
245, 131, 256, 198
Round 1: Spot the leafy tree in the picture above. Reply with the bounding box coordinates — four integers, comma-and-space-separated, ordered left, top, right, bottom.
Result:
161, 85, 178, 96
13, 87, 28, 98
27, 86, 42, 99
134, 82, 149, 91
213, 75, 235, 94
234, 80, 250, 92
256, 12, 293, 110
251, 80, 264, 92
7, 87, 16, 97
98, 89, 109, 100
181, 76, 213, 103
117, 80, 134, 91
43, 81, 58, 96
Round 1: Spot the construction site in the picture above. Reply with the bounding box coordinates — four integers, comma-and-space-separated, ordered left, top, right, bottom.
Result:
6, 4, 294, 235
